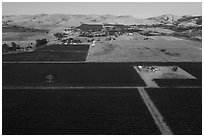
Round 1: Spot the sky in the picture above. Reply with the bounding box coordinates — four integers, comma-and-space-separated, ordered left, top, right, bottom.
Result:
2, 2, 202, 18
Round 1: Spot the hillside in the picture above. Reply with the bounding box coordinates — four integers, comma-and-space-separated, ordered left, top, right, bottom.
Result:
148, 14, 182, 24
3, 14, 140, 32
2, 14, 202, 34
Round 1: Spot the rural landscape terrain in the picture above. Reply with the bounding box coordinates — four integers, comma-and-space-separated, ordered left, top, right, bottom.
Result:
2, 13, 202, 135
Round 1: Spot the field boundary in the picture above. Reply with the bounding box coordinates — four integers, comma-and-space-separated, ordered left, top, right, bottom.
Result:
2, 61, 87, 64
3, 86, 201, 90
38, 50, 88, 52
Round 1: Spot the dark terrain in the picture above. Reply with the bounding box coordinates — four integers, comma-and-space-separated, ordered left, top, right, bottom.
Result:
2, 44, 90, 62
146, 88, 202, 135
2, 41, 202, 135
3, 88, 160, 135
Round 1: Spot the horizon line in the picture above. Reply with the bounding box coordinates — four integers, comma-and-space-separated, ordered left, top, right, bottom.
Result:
2, 13, 202, 19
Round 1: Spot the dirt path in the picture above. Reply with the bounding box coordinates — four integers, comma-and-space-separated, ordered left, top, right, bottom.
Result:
137, 87, 173, 135
134, 66, 159, 87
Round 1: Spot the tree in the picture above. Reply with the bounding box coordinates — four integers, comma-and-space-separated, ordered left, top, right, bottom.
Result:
2, 43, 9, 53
11, 42, 17, 51
45, 74, 54, 83
53, 33, 64, 39
36, 39, 48, 47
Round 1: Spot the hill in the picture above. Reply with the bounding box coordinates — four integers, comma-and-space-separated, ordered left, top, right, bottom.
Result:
2, 14, 202, 34
3, 14, 141, 32
147, 14, 182, 24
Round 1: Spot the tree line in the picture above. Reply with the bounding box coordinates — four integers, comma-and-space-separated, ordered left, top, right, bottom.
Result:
2, 39, 48, 53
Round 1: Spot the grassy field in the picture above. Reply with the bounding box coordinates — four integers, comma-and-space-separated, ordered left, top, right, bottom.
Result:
86, 35, 202, 62
2, 32, 56, 42
2, 26, 51, 41
3, 88, 160, 135
2, 32, 46, 41
146, 88, 202, 135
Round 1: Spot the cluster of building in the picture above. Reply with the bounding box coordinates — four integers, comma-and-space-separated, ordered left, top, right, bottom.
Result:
60, 38, 82, 45
55, 23, 158, 45
61, 23, 136, 38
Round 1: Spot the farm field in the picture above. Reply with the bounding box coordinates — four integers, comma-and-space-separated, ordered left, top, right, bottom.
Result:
2, 26, 50, 41
2, 26, 48, 33
2, 33, 202, 135
87, 36, 202, 62
2, 32, 48, 41
154, 79, 201, 87
2, 12, 202, 135
2, 51, 89, 62
2, 88, 160, 135
132, 62, 202, 79
2, 62, 202, 135
36, 44, 90, 51
3, 63, 146, 87
146, 88, 202, 135
132, 62, 202, 86
3, 62, 201, 88
2, 44, 90, 62
151, 62, 202, 87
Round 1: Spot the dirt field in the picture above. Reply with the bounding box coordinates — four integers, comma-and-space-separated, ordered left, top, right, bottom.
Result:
134, 65, 196, 87
86, 34, 202, 62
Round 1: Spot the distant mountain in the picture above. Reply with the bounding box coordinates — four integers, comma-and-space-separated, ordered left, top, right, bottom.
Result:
2, 14, 202, 33
148, 14, 202, 26
147, 14, 182, 24
175, 16, 202, 26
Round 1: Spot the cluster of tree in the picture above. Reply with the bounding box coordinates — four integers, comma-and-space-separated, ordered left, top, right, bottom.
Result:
139, 31, 162, 36
2, 42, 21, 53
53, 33, 65, 39
36, 39, 48, 47
105, 37, 116, 41
61, 38, 82, 44
2, 39, 49, 54
2, 43, 9, 53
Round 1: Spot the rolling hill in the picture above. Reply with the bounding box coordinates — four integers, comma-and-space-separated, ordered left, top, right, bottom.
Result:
2, 14, 202, 33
